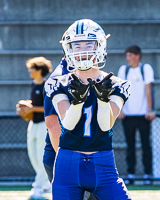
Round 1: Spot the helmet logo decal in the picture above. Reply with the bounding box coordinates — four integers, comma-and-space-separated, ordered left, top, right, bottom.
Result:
66, 36, 70, 41
88, 33, 96, 38
93, 27, 101, 32
74, 34, 85, 37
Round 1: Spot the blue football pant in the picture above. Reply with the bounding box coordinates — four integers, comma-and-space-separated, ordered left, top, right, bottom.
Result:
44, 163, 97, 200
52, 149, 131, 200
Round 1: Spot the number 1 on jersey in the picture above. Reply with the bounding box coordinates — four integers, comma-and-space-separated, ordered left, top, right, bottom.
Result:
83, 106, 92, 137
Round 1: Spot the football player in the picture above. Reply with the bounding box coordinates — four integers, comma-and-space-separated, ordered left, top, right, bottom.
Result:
45, 19, 131, 200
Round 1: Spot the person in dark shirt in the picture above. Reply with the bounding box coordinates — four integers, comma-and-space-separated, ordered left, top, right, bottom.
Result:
43, 58, 67, 181
18, 57, 52, 199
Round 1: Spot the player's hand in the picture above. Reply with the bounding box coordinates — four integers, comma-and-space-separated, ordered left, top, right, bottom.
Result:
145, 111, 156, 121
68, 74, 95, 105
16, 101, 33, 116
92, 72, 114, 102
17, 106, 33, 117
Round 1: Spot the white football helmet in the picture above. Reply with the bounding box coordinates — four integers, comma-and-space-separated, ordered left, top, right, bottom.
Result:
60, 19, 110, 71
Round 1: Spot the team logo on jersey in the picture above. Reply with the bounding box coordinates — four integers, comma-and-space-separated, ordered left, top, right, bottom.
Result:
45, 78, 60, 98
35, 90, 40, 95
111, 76, 131, 100
119, 82, 131, 99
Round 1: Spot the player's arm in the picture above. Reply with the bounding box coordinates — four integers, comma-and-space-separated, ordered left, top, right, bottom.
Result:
93, 73, 130, 131
45, 114, 61, 153
109, 96, 124, 127
145, 83, 156, 121
97, 95, 124, 131
146, 83, 153, 111
52, 74, 94, 130
44, 91, 61, 152
45, 76, 81, 131
92, 72, 116, 131
52, 94, 83, 131
31, 106, 44, 112
143, 64, 155, 120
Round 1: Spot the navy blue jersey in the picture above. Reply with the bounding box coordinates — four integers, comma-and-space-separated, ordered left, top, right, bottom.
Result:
45, 72, 130, 152
44, 58, 68, 116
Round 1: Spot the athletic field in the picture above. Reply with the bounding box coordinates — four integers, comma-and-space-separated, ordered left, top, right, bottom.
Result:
0, 185, 160, 200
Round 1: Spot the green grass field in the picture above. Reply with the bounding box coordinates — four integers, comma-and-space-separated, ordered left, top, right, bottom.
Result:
0, 185, 160, 200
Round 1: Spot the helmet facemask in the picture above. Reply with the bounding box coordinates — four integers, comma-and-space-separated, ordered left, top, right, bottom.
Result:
67, 40, 98, 71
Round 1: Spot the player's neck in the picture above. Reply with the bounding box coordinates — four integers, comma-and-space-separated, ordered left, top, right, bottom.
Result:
130, 61, 140, 68
34, 76, 45, 84
76, 68, 101, 84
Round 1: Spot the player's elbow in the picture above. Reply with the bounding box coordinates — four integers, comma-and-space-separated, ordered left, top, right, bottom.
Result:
98, 120, 112, 132
45, 114, 59, 130
61, 120, 76, 131
45, 119, 52, 130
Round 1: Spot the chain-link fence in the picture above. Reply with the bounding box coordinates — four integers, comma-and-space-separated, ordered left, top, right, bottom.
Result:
0, 116, 35, 182
113, 117, 160, 181
0, 115, 160, 181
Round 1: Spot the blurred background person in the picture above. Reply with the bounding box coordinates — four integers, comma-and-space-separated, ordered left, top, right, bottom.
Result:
43, 57, 96, 200
117, 45, 155, 185
43, 58, 67, 183
17, 57, 52, 199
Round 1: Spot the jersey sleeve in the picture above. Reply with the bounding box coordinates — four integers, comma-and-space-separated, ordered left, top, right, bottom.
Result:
49, 58, 68, 78
111, 76, 131, 104
44, 76, 65, 100
43, 59, 69, 117
43, 89, 57, 117
144, 64, 154, 85
49, 62, 63, 78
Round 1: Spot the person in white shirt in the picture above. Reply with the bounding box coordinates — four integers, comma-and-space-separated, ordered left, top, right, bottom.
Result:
117, 45, 156, 185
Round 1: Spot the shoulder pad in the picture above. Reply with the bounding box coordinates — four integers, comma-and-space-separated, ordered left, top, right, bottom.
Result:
54, 74, 71, 86
111, 75, 127, 86
44, 77, 60, 98
44, 74, 71, 98
111, 76, 131, 102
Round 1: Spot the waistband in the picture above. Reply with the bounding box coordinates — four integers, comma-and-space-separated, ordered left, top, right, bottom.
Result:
58, 148, 114, 160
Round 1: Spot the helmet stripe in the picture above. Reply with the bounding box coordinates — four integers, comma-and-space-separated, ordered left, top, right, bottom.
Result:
76, 21, 84, 34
